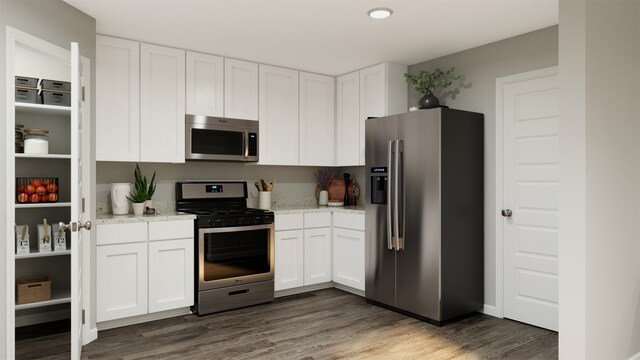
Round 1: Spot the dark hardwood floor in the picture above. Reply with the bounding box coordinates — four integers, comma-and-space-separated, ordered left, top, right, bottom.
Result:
16, 288, 558, 359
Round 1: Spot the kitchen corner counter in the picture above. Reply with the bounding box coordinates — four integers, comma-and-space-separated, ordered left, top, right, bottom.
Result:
96, 212, 197, 225
271, 205, 365, 215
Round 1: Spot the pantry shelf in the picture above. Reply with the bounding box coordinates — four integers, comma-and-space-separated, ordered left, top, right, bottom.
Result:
15, 102, 71, 116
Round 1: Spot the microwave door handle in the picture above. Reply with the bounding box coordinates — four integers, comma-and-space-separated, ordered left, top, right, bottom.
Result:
243, 129, 248, 159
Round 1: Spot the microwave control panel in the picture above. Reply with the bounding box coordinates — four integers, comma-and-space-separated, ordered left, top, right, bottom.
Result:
248, 133, 258, 156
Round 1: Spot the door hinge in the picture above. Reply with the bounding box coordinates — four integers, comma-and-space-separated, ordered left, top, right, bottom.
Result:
82, 86, 85, 101
82, 309, 85, 325
82, 198, 85, 213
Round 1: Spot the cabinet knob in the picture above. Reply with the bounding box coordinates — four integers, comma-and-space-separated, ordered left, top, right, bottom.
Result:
501, 209, 513, 218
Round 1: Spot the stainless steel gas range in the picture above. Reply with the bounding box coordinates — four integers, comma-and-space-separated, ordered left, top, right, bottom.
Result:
176, 181, 275, 315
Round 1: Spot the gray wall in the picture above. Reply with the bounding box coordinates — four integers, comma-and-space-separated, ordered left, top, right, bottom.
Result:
0, 0, 95, 355
559, 0, 640, 358
96, 162, 363, 210
407, 26, 558, 308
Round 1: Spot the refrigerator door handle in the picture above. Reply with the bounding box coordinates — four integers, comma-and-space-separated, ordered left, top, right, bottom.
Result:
395, 140, 404, 250
387, 140, 395, 250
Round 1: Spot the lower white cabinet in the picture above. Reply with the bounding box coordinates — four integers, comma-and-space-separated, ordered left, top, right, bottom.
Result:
148, 238, 194, 313
332, 213, 365, 291
274, 229, 304, 291
96, 241, 148, 322
96, 219, 194, 323
304, 227, 332, 285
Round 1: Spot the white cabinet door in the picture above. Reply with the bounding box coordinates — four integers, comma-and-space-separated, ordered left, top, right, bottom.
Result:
335, 71, 360, 166
304, 227, 332, 285
333, 227, 365, 291
96, 242, 148, 322
148, 238, 194, 313
259, 65, 299, 165
299, 72, 334, 166
140, 43, 185, 163
275, 229, 304, 291
96, 35, 140, 161
359, 63, 387, 165
224, 58, 258, 120
186, 51, 224, 117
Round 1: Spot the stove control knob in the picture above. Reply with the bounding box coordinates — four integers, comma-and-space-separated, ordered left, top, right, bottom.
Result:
255, 216, 263, 224
208, 219, 214, 227
213, 218, 224, 227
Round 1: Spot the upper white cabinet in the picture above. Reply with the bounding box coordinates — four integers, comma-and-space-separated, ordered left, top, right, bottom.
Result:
335, 71, 360, 166
96, 35, 140, 161
259, 65, 299, 165
140, 43, 186, 163
336, 62, 408, 165
186, 51, 224, 117
224, 58, 259, 120
299, 72, 335, 166
96, 36, 186, 163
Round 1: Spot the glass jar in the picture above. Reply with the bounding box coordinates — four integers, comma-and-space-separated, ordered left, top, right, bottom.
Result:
24, 129, 49, 154
15, 124, 24, 153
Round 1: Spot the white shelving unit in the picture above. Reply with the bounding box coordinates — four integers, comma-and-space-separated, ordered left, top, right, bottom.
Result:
15, 289, 72, 311
15, 250, 71, 260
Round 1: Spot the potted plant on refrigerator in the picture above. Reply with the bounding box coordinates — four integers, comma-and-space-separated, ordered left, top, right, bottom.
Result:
404, 67, 461, 109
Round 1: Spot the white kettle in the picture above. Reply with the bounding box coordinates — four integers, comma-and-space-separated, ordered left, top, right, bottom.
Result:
111, 183, 131, 215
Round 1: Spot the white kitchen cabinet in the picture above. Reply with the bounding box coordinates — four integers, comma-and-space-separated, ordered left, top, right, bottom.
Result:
224, 58, 259, 120
299, 72, 335, 166
303, 213, 332, 286
96, 219, 194, 323
96, 35, 140, 161
336, 62, 408, 165
259, 65, 299, 165
335, 71, 360, 166
140, 43, 186, 163
332, 213, 365, 291
186, 51, 224, 117
148, 238, 194, 313
274, 229, 304, 291
96, 241, 148, 322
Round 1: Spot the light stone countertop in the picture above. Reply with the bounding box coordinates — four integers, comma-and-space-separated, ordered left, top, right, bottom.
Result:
271, 204, 365, 215
96, 211, 197, 225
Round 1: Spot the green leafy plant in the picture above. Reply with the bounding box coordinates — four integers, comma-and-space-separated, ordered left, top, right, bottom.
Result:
404, 67, 462, 95
126, 164, 156, 203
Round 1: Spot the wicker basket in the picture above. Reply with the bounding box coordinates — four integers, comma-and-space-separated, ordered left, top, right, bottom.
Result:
16, 276, 51, 304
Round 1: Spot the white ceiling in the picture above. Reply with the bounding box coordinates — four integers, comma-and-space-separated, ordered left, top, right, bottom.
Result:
63, 0, 558, 76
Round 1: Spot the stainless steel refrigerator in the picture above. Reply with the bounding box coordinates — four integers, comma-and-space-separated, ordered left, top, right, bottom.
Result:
365, 108, 484, 325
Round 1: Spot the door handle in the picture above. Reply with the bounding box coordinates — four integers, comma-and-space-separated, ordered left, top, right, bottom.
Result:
501, 209, 513, 218
242, 129, 248, 159
387, 140, 395, 250
79, 221, 92, 231
395, 140, 404, 250
59, 221, 92, 233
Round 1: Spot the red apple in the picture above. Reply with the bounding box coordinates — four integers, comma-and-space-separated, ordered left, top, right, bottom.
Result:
47, 193, 58, 202
29, 194, 40, 203
17, 193, 28, 203
46, 183, 58, 193
30, 179, 41, 188
36, 185, 46, 195
26, 185, 35, 194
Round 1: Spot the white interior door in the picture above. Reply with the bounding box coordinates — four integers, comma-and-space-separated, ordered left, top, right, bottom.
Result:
70, 42, 86, 359
501, 68, 559, 331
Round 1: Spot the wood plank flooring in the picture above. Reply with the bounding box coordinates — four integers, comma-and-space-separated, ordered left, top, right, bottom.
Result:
16, 288, 558, 359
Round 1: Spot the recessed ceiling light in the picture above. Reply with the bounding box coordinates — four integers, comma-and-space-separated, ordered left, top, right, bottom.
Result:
367, 7, 393, 19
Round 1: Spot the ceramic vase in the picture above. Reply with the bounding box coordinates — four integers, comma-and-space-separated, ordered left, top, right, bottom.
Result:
258, 191, 271, 210
318, 190, 329, 206
132, 202, 145, 216
418, 93, 440, 109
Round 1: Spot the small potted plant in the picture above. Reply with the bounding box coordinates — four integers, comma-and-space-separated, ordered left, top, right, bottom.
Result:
314, 169, 333, 206
126, 164, 155, 215
404, 67, 461, 109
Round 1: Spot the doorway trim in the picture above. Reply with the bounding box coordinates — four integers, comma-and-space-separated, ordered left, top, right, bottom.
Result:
494, 66, 558, 320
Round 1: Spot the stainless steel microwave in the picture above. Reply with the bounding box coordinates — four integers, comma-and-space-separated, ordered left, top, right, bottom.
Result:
185, 114, 258, 162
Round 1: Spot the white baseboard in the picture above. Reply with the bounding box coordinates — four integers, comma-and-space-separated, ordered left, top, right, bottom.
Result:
629, 351, 640, 360
82, 326, 98, 345
481, 304, 501, 318
97, 307, 191, 331
333, 283, 364, 297
275, 282, 333, 298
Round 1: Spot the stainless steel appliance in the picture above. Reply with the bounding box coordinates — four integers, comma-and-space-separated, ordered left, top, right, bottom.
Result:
185, 114, 258, 162
176, 181, 274, 315
365, 108, 484, 325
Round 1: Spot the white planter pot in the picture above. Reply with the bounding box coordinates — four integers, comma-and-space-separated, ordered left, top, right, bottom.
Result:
132, 202, 145, 216
318, 190, 329, 206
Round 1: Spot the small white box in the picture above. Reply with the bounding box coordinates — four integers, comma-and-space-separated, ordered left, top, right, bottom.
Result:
37, 223, 52, 253
15, 225, 30, 255
52, 223, 67, 251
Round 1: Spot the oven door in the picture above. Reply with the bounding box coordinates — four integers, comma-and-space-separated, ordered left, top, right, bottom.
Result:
185, 115, 258, 161
198, 224, 274, 291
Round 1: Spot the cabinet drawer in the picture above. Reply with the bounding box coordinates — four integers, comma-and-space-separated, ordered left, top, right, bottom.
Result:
148, 219, 194, 241
96, 223, 147, 246
275, 214, 303, 231
304, 212, 331, 228
333, 213, 365, 231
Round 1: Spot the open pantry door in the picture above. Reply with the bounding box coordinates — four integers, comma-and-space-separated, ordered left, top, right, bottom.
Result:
70, 41, 89, 360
